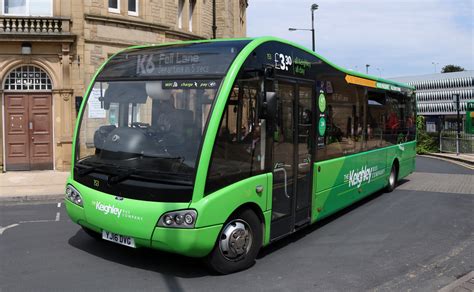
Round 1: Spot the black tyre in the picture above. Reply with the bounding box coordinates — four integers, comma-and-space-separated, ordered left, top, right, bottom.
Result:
386, 164, 398, 192
205, 209, 263, 274
81, 226, 102, 240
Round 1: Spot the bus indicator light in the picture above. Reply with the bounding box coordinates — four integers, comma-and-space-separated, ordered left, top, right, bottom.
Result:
65, 185, 83, 207
184, 213, 194, 225
157, 210, 197, 228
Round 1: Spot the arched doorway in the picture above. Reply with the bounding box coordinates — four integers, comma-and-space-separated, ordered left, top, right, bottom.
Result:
3, 65, 54, 170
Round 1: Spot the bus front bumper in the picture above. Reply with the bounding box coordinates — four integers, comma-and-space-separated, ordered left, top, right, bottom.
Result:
66, 199, 221, 258
150, 225, 221, 257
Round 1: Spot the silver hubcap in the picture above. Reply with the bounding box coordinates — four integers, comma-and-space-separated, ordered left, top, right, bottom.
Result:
389, 168, 396, 186
219, 220, 252, 260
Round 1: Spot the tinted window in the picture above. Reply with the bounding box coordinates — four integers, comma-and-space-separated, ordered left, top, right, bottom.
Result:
386, 91, 416, 143
76, 79, 218, 184
317, 76, 364, 161
205, 74, 265, 193
367, 91, 390, 149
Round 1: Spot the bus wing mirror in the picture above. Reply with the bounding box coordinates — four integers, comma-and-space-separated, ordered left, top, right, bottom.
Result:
264, 67, 275, 78
260, 91, 277, 121
265, 92, 277, 121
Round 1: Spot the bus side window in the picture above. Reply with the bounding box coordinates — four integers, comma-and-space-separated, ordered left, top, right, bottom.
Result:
317, 79, 363, 161
385, 92, 415, 144
367, 91, 388, 149
205, 77, 264, 194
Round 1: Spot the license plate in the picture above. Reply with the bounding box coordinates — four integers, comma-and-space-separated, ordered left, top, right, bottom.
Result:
102, 230, 136, 248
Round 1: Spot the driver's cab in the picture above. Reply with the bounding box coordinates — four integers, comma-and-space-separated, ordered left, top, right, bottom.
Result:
147, 81, 194, 139
77, 78, 218, 181
92, 81, 197, 161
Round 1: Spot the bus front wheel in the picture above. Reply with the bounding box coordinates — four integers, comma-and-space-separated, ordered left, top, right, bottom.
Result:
205, 209, 262, 274
386, 164, 398, 192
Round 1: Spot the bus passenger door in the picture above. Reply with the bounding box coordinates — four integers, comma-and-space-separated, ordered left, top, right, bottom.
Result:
270, 81, 295, 240
269, 80, 313, 240
295, 83, 313, 225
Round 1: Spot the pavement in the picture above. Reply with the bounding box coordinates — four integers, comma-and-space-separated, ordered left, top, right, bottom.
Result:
0, 170, 69, 202
423, 152, 474, 166
439, 271, 474, 292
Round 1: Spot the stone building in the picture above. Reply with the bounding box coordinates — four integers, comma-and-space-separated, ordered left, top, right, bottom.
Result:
0, 0, 248, 171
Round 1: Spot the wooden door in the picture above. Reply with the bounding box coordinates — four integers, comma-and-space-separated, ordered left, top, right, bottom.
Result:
29, 94, 53, 170
4, 94, 53, 170
5, 94, 30, 170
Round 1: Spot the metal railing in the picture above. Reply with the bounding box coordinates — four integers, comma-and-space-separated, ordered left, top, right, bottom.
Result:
440, 130, 474, 154
0, 16, 70, 33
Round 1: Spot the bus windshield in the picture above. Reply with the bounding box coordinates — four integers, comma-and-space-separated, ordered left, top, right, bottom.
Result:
76, 79, 218, 183
75, 41, 250, 184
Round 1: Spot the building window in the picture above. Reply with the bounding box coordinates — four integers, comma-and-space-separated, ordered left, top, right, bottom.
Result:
108, 0, 120, 13
2, 0, 52, 16
189, 0, 195, 32
128, 0, 138, 16
239, 0, 246, 26
178, 0, 184, 29
3, 65, 52, 91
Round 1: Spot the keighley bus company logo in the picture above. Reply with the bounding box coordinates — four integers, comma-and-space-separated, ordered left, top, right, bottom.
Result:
92, 201, 143, 221
344, 165, 385, 188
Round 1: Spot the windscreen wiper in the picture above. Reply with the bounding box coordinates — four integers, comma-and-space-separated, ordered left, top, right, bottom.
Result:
140, 154, 185, 160
138, 154, 188, 171
75, 159, 114, 177
107, 169, 136, 185
107, 168, 193, 186
75, 164, 98, 177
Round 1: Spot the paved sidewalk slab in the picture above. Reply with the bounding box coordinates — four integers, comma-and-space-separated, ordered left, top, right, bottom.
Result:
398, 172, 474, 194
424, 152, 474, 166
0, 171, 69, 202
439, 271, 474, 292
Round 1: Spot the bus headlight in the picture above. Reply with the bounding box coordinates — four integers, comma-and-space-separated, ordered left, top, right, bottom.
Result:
158, 210, 197, 228
164, 215, 174, 225
65, 185, 83, 207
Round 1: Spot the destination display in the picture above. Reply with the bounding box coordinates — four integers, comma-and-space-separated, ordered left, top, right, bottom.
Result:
136, 52, 212, 76
97, 41, 250, 80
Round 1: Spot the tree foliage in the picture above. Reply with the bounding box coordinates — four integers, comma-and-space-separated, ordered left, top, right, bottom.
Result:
416, 116, 437, 154
441, 65, 465, 73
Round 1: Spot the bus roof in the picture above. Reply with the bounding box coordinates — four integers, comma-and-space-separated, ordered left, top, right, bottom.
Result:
110, 36, 415, 91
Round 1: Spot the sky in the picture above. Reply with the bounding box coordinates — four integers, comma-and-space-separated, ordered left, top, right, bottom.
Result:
247, 0, 473, 78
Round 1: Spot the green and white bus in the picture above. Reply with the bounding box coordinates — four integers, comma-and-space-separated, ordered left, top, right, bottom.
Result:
65, 37, 416, 274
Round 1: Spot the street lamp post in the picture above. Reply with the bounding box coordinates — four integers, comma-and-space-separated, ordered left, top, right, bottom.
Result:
289, 3, 318, 52
432, 62, 439, 73
365, 64, 370, 74
453, 93, 461, 155
311, 4, 318, 52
